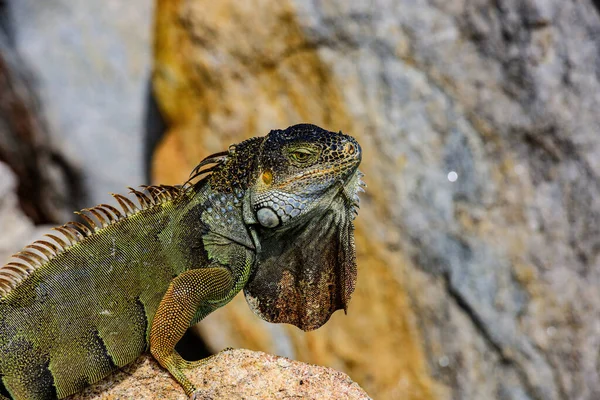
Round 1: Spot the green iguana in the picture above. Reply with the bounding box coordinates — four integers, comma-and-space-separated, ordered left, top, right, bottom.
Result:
0, 124, 364, 400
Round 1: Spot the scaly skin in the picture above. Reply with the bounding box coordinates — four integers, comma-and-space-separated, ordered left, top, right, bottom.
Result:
0, 124, 364, 399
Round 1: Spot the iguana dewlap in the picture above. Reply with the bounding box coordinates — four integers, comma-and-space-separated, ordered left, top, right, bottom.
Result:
0, 124, 364, 400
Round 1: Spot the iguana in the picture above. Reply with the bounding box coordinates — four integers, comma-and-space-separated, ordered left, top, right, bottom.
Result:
0, 124, 364, 400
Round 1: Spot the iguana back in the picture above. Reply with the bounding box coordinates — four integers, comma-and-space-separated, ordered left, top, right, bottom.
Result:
0, 186, 192, 398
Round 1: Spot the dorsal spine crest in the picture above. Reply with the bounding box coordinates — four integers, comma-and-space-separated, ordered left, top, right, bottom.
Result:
0, 184, 185, 298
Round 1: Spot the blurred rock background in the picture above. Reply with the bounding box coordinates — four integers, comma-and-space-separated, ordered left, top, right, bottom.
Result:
1, 1, 600, 399
8, 0, 154, 206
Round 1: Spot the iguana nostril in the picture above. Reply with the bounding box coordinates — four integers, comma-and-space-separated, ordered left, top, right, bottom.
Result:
344, 143, 356, 155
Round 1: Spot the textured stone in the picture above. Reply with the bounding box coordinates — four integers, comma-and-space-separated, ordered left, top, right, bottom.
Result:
153, 1, 600, 399
0, 29, 77, 223
8, 0, 154, 206
0, 162, 50, 265
68, 349, 370, 400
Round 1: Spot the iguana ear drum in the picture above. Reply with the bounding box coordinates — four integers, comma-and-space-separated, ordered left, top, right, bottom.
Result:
256, 208, 280, 228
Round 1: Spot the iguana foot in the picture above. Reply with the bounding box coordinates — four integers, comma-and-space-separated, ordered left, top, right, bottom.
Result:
180, 347, 234, 369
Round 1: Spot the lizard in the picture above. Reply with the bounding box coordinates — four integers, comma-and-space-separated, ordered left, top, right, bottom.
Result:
0, 123, 365, 400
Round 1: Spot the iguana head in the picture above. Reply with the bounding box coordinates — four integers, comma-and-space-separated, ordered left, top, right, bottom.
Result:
243, 124, 365, 331
248, 124, 362, 228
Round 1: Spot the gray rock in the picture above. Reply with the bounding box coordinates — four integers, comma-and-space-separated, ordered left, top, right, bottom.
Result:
8, 0, 154, 206
0, 29, 77, 223
0, 162, 50, 265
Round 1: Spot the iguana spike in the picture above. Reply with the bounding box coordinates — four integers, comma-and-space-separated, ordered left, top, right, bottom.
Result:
185, 162, 224, 188
188, 151, 228, 178
0, 269, 21, 282
17, 250, 46, 265
0, 275, 17, 290
1, 265, 28, 279
100, 203, 123, 220
13, 252, 41, 268
142, 187, 160, 205
6, 262, 34, 274
61, 224, 85, 241
154, 186, 171, 201
0, 285, 10, 296
0, 262, 35, 277
0, 281, 11, 295
84, 208, 108, 228
162, 186, 176, 199
0, 275, 20, 290
45, 234, 68, 250
133, 190, 154, 209
34, 240, 59, 256
111, 193, 138, 215
0, 270, 18, 282
68, 221, 93, 237
95, 206, 116, 224
140, 185, 164, 203
52, 227, 78, 245
25, 244, 53, 259
148, 186, 166, 203
75, 211, 101, 232
157, 187, 172, 201
140, 185, 153, 192
128, 187, 151, 208
162, 185, 181, 198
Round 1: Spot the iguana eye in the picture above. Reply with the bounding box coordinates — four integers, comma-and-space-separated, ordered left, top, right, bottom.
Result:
289, 149, 313, 163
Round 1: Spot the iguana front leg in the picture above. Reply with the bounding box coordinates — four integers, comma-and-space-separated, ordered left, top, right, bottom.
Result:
149, 267, 234, 397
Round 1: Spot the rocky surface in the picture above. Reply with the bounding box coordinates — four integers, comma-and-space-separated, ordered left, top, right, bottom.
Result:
7, 0, 155, 206
0, 162, 50, 265
0, 29, 76, 224
69, 349, 370, 400
153, 1, 600, 399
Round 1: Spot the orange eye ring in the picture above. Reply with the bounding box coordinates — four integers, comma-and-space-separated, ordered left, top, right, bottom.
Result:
261, 170, 273, 185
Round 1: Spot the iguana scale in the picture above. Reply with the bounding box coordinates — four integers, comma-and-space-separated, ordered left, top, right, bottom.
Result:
0, 124, 364, 400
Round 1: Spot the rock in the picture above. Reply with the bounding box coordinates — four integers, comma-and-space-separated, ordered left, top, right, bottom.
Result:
0, 29, 77, 223
0, 162, 51, 264
152, 1, 600, 400
7, 0, 154, 206
69, 349, 370, 400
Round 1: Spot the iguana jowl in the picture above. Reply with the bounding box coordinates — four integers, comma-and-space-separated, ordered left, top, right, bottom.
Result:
0, 124, 364, 400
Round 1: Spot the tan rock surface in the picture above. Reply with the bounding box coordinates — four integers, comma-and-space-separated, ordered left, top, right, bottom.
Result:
69, 349, 370, 400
